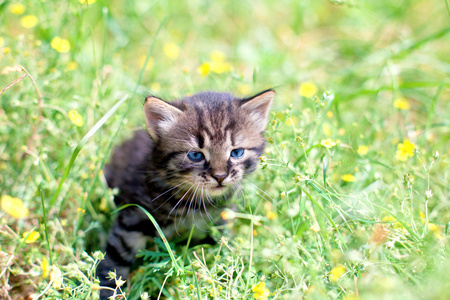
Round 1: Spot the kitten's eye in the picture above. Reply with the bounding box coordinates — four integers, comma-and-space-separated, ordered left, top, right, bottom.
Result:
230, 149, 244, 158
187, 151, 205, 162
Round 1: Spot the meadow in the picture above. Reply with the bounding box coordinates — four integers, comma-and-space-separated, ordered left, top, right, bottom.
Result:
0, 0, 449, 299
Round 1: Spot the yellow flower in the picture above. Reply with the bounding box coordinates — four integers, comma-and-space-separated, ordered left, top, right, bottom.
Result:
197, 62, 211, 77
1, 195, 29, 218
68, 108, 83, 127
79, 0, 97, 4
0, 37, 4, 47
9, 4, 26, 15
428, 223, 443, 239
150, 82, 161, 92
320, 138, 336, 149
42, 257, 50, 278
220, 209, 235, 220
210, 50, 226, 62
50, 267, 63, 288
210, 61, 231, 74
382, 215, 402, 229
3, 47, 11, 54
298, 81, 318, 98
394, 97, 410, 110
329, 265, 346, 283
239, 84, 252, 96
396, 139, 415, 161
252, 282, 270, 300
267, 211, 276, 220
20, 15, 38, 28
326, 111, 333, 118
357, 145, 369, 155
163, 42, 180, 60
341, 174, 355, 182
22, 231, 40, 244
67, 61, 78, 71
139, 55, 154, 71
50, 37, 71, 53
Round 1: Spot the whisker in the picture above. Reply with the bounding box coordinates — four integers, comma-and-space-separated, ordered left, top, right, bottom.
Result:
151, 180, 190, 202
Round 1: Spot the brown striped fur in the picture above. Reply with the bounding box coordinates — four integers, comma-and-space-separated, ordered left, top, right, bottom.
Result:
97, 90, 274, 299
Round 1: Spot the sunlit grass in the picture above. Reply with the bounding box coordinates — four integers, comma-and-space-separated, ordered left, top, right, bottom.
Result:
1, 0, 449, 299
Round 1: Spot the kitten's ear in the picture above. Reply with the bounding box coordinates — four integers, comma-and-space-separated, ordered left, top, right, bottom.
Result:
240, 90, 275, 132
144, 96, 183, 141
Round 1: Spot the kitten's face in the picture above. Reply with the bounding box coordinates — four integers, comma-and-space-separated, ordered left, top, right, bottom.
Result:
145, 90, 274, 199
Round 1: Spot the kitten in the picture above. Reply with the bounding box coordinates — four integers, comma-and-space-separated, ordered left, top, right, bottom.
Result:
97, 90, 274, 299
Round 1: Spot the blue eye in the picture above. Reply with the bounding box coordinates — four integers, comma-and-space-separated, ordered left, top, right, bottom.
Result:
230, 149, 244, 158
187, 151, 205, 162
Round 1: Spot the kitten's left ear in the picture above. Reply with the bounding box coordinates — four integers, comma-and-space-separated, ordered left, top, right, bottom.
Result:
240, 89, 275, 132
144, 96, 183, 142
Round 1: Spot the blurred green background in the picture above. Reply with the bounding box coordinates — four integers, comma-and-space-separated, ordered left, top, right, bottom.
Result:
0, 0, 449, 299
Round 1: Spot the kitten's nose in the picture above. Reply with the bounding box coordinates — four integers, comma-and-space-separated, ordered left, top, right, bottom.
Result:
212, 174, 227, 185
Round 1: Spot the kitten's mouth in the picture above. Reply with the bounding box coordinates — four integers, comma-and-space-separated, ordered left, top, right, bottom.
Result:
207, 184, 228, 196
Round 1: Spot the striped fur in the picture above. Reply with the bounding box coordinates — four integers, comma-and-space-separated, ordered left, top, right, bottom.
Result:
97, 90, 274, 299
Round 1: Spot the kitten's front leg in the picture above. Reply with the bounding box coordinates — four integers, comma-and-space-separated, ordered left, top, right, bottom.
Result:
97, 209, 151, 299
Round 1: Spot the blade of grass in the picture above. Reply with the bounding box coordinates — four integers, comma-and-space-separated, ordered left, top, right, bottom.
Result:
74, 17, 168, 235
40, 188, 53, 265
114, 204, 183, 274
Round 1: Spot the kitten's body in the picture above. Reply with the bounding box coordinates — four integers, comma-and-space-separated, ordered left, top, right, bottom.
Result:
97, 91, 274, 299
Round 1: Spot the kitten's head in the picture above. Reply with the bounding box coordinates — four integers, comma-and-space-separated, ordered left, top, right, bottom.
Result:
144, 90, 274, 199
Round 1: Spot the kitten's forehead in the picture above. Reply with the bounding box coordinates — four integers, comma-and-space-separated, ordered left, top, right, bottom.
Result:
179, 92, 240, 147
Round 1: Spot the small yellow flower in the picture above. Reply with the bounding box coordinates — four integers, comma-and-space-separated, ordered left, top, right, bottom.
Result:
50, 37, 71, 53
197, 62, 211, 77
382, 215, 402, 229
326, 111, 333, 118
298, 81, 318, 98
50, 267, 63, 288
220, 209, 235, 220
221, 211, 229, 220
20, 15, 38, 28
163, 42, 180, 60
357, 145, 369, 155
1, 195, 29, 218
320, 138, 336, 149
42, 257, 50, 278
329, 265, 346, 283
3, 47, 11, 54
210, 61, 231, 74
79, 0, 97, 4
139, 55, 154, 71
428, 223, 443, 239
210, 50, 226, 62
267, 211, 276, 220
338, 128, 345, 136
9, 4, 26, 15
150, 82, 161, 92
68, 108, 83, 127
252, 282, 270, 300
396, 139, 415, 161
280, 192, 286, 199
22, 231, 40, 244
253, 229, 257, 236
394, 97, 410, 110
238, 84, 252, 96
77, 207, 85, 214
67, 61, 78, 71
341, 174, 355, 182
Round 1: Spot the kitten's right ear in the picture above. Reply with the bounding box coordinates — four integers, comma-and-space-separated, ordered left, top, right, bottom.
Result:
144, 96, 183, 141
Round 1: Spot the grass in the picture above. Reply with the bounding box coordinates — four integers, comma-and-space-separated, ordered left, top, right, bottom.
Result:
1, 0, 449, 299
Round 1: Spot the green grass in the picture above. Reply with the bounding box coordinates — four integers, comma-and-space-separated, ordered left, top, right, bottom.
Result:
1, 0, 449, 299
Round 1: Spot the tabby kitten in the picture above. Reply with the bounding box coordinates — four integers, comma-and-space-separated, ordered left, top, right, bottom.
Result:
97, 90, 274, 299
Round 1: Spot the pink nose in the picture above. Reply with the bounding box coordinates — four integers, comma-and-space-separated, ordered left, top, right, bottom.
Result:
212, 174, 227, 185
